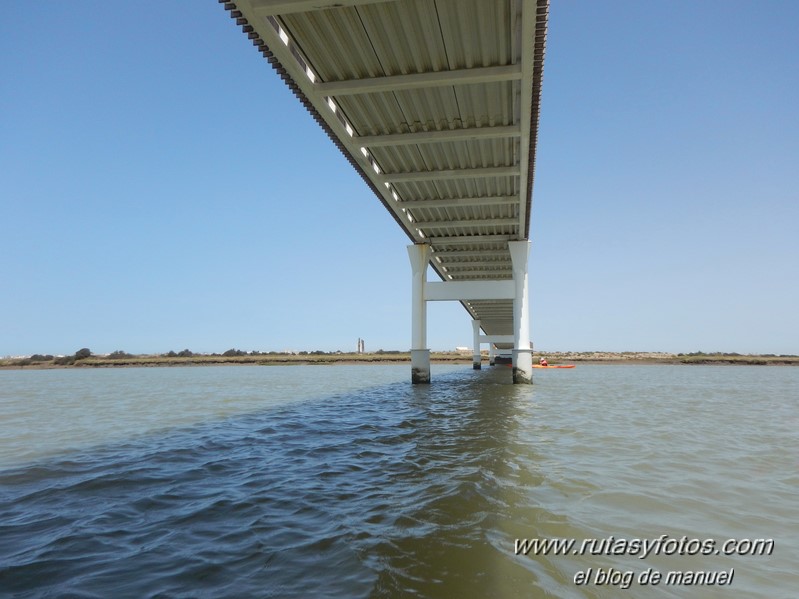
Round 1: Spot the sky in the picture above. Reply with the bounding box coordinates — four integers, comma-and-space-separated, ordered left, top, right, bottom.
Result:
1, 1, 797, 357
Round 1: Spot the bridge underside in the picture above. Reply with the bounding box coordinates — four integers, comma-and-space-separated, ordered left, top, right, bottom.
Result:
220, 0, 548, 382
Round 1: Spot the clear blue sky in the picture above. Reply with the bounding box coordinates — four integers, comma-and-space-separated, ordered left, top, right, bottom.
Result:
2, 1, 797, 357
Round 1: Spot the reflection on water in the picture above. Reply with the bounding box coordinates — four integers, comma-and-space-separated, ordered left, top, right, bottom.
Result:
0, 364, 796, 597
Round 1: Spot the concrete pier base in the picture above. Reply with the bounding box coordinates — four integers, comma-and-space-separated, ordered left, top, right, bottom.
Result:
408, 244, 431, 384
509, 241, 533, 385
472, 319, 482, 370
513, 349, 534, 384
411, 349, 431, 384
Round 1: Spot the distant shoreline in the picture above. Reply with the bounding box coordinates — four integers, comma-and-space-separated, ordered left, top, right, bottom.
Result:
2, 351, 797, 370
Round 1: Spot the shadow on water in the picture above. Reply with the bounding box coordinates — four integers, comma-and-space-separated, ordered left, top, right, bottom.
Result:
0, 365, 602, 598
364, 368, 555, 598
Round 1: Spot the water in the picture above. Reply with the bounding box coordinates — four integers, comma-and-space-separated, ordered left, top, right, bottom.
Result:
0, 364, 796, 598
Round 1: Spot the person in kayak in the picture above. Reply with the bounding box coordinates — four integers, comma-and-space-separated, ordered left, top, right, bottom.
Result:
539, 357, 548, 366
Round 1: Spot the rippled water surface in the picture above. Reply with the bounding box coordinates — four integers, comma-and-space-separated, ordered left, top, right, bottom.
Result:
1, 364, 796, 598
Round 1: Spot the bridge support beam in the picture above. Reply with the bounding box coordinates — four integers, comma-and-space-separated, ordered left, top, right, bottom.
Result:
471, 319, 482, 369
489, 344, 496, 366
408, 244, 431, 384
407, 242, 533, 383
509, 240, 533, 384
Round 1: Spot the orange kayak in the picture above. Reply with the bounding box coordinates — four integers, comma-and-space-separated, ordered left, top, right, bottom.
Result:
533, 364, 575, 369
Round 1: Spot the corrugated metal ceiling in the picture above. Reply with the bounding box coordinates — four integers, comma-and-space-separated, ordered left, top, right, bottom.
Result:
220, 0, 548, 339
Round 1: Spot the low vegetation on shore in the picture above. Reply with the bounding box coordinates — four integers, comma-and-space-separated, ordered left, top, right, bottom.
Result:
2, 348, 797, 369
1, 348, 467, 369
535, 351, 798, 366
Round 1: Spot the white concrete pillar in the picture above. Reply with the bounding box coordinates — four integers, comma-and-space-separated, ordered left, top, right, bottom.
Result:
508, 240, 533, 384
407, 244, 431, 384
471, 319, 482, 370
489, 344, 496, 366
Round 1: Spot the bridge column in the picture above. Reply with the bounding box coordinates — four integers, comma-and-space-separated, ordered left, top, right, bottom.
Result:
408, 244, 431, 384
509, 240, 533, 384
489, 344, 496, 366
471, 319, 482, 370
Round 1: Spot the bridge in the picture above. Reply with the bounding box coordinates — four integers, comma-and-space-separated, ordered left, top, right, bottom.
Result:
219, 0, 548, 383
